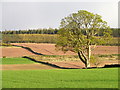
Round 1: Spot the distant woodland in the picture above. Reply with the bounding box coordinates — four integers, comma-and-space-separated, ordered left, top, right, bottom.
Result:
0, 28, 119, 46
1, 28, 119, 37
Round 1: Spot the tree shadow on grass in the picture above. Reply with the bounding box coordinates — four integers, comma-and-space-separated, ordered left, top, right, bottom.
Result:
103, 64, 120, 68
83, 64, 120, 69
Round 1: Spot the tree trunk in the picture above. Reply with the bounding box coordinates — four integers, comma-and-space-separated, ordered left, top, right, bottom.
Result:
86, 45, 91, 68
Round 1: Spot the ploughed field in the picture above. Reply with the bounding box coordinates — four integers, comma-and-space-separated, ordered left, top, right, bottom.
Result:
1, 43, 119, 69
11, 43, 118, 55
0, 47, 35, 57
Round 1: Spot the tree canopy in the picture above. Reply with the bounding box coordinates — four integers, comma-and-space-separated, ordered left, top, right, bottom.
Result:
56, 10, 112, 68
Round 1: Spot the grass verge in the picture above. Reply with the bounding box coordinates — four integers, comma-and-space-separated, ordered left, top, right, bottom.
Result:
30, 54, 119, 62
2, 68, 118, 88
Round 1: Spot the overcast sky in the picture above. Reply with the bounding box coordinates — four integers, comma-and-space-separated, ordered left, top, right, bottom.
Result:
0, 0, 119, 30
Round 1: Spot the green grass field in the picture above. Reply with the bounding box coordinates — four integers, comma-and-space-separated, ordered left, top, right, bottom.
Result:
2, 68, 118, 88
1, 58, 36, 64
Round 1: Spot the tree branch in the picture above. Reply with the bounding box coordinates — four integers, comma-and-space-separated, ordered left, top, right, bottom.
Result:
78, 51, 86, 64
80, 51, 87, 62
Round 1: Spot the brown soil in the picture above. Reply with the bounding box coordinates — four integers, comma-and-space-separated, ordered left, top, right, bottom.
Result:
49, 61, 85, 68
92, 46, 118, 55
40, 60, 118, 69
12, 43, 76, 55
0, 47, 35, 57
1, 43, 119, 70
0, 60, 118, 70
0, 63, 57, 70
11, 43, 119, 55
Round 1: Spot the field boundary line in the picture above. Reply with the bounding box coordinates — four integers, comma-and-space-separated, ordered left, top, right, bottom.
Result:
12, 45, 43, 55
23, 56, 81, 69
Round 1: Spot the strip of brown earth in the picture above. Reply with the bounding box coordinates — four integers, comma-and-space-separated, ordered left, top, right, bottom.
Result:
0, 60, 118, 70
1, 43, 119, 57
0, 63, 58, 70
11, 43, 119, 55
1, 47, 35, 57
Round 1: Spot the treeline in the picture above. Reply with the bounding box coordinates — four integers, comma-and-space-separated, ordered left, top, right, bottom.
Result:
2, 34, 57, 43
2, 34, 119, 46
1, 28, 119, 45
111, 28, 120, 37
1, 28, 120, 37
1, 28, 58, 34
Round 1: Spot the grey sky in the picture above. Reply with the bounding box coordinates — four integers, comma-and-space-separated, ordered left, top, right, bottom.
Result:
1, 1, 119, 30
